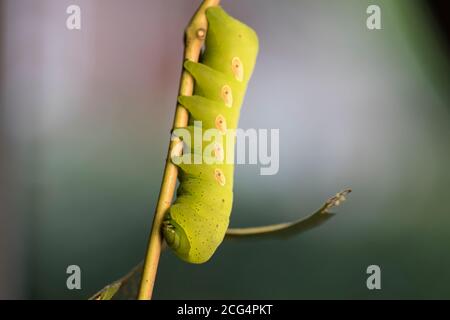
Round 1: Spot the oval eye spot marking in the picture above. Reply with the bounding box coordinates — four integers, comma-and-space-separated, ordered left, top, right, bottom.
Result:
231, 57, 244, 82
213, 143, 224, 161
221, 85, 233, 107
214, 168, 226, 186
215, 114, 227, 134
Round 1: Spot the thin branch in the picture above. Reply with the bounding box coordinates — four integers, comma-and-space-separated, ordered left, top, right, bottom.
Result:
137, 0, 221, 300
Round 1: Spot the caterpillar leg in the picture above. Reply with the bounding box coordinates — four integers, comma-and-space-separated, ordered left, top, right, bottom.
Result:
178, 95, 238, 131
184, 60, 231, 86
171, 155, 233, 186
184, 60, 243, 107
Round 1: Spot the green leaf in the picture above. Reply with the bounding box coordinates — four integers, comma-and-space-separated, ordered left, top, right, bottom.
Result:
89, 262, 143, 300
225, 189, 351, 239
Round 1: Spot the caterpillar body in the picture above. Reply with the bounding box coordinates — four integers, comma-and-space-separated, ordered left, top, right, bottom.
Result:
162, 6, 259, 264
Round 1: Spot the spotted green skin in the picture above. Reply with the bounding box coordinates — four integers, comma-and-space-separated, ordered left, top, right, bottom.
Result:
163, 6, 259, 264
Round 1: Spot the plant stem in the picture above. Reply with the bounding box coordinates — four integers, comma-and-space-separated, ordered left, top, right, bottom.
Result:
137, 0, 221, 300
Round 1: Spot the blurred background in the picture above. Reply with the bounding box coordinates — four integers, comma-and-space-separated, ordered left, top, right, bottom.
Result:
0, 0, 449, 299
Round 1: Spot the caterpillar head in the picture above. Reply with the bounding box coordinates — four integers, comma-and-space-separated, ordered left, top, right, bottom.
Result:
162, 216, 191, 258
163, 203, 227, 264
203, 6, 259, 83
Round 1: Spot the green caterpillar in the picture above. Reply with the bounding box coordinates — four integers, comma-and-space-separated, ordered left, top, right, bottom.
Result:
162, 6, 259, 264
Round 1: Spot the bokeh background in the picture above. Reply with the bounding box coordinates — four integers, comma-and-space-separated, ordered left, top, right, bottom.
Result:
0, 0, 449, 299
